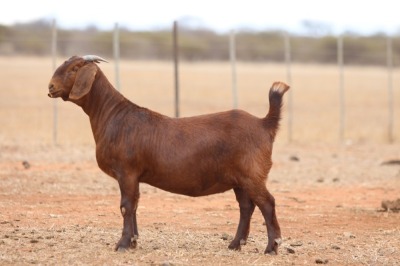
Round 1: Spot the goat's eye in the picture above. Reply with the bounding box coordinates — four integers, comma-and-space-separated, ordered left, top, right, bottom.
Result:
72, 66, 79, 72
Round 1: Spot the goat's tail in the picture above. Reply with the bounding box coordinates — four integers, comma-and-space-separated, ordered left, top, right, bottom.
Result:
263, 81, 290, 139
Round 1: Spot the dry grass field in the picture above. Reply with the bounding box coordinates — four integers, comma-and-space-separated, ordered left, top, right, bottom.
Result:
1, 56, 400, 145
0, 56, 399, 265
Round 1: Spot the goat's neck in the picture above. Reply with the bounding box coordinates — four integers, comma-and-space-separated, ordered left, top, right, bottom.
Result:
81, 72, 125, 142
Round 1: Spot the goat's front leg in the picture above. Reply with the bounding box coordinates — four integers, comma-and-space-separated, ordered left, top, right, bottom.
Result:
115, 175, 140, 252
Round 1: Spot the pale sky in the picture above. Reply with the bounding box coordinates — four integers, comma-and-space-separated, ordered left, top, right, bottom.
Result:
1, 0, 399, 35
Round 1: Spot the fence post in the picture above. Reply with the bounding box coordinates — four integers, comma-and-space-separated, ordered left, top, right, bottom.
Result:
284, 31, 293, 142
173, 21, 180, 118
387, 36, 394, 143
51, 19, 58, 145
230, 30, 238, 109
113, 23, 121, 91
338, 35, 345, 143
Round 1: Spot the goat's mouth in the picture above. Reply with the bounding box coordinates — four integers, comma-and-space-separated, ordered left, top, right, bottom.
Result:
48, 90, 63, 98
48, 83, 63, 98
48, 91, 69, 101
48, 92, 57, 98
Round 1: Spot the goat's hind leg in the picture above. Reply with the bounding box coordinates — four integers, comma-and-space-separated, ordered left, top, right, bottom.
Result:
115, 175, 140, 251
260, 189, 281, 254
245, 183, 281, 255
228, 187, 255, 250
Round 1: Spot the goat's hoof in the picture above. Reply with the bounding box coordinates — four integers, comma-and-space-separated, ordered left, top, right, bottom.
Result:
264, 245, 278, 255
116, 246, 129, 252
228, 238, 247, 251
115, 236, 137, 252
265, 250, 277, 255
264, 238, 281, 255
228, 243, 241, 251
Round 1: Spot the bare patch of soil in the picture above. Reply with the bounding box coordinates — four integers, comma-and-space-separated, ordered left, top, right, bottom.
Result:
1, 143, 399, 265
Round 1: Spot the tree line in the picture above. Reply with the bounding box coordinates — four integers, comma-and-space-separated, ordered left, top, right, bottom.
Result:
0, 19, 399, 66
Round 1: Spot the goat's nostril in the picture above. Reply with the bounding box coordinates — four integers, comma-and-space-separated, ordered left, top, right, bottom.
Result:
48, 84, 56, 98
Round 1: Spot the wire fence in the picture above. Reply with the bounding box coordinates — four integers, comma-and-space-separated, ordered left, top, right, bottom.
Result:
0, 20, 398, 145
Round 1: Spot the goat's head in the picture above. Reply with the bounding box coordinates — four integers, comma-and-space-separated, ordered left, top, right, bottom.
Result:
48, 55, 108, 101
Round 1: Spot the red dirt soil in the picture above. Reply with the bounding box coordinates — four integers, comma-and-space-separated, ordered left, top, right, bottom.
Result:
0, 143, 399, 265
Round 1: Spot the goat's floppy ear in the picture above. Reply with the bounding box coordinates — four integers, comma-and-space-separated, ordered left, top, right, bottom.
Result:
69, 63, 97, 100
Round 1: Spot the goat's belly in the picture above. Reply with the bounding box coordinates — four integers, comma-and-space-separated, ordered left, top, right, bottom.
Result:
143, 179, 233, 197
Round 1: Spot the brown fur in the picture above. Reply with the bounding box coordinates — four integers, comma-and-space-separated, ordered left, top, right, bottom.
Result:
48, 56, 289, 254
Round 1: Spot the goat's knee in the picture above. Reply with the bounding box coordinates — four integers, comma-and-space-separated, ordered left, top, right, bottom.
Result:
120, 206, 127, 216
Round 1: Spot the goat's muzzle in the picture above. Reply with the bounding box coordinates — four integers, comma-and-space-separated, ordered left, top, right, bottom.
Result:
48, 84, 58, 98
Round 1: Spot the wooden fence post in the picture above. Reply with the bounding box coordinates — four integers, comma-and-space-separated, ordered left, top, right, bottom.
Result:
387, 36, 394, 142
51, 19, 58, 145
284, 31, 293, 142
338, 35, 345, 143
230, 30, 238, 109
113, 23, 121, 91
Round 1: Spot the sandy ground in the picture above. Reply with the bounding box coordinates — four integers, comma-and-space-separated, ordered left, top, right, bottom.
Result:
0, 143, 399, 265
1, 57, 400, 264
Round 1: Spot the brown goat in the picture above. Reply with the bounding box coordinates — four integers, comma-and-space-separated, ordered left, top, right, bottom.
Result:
48, 55, 289, 254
